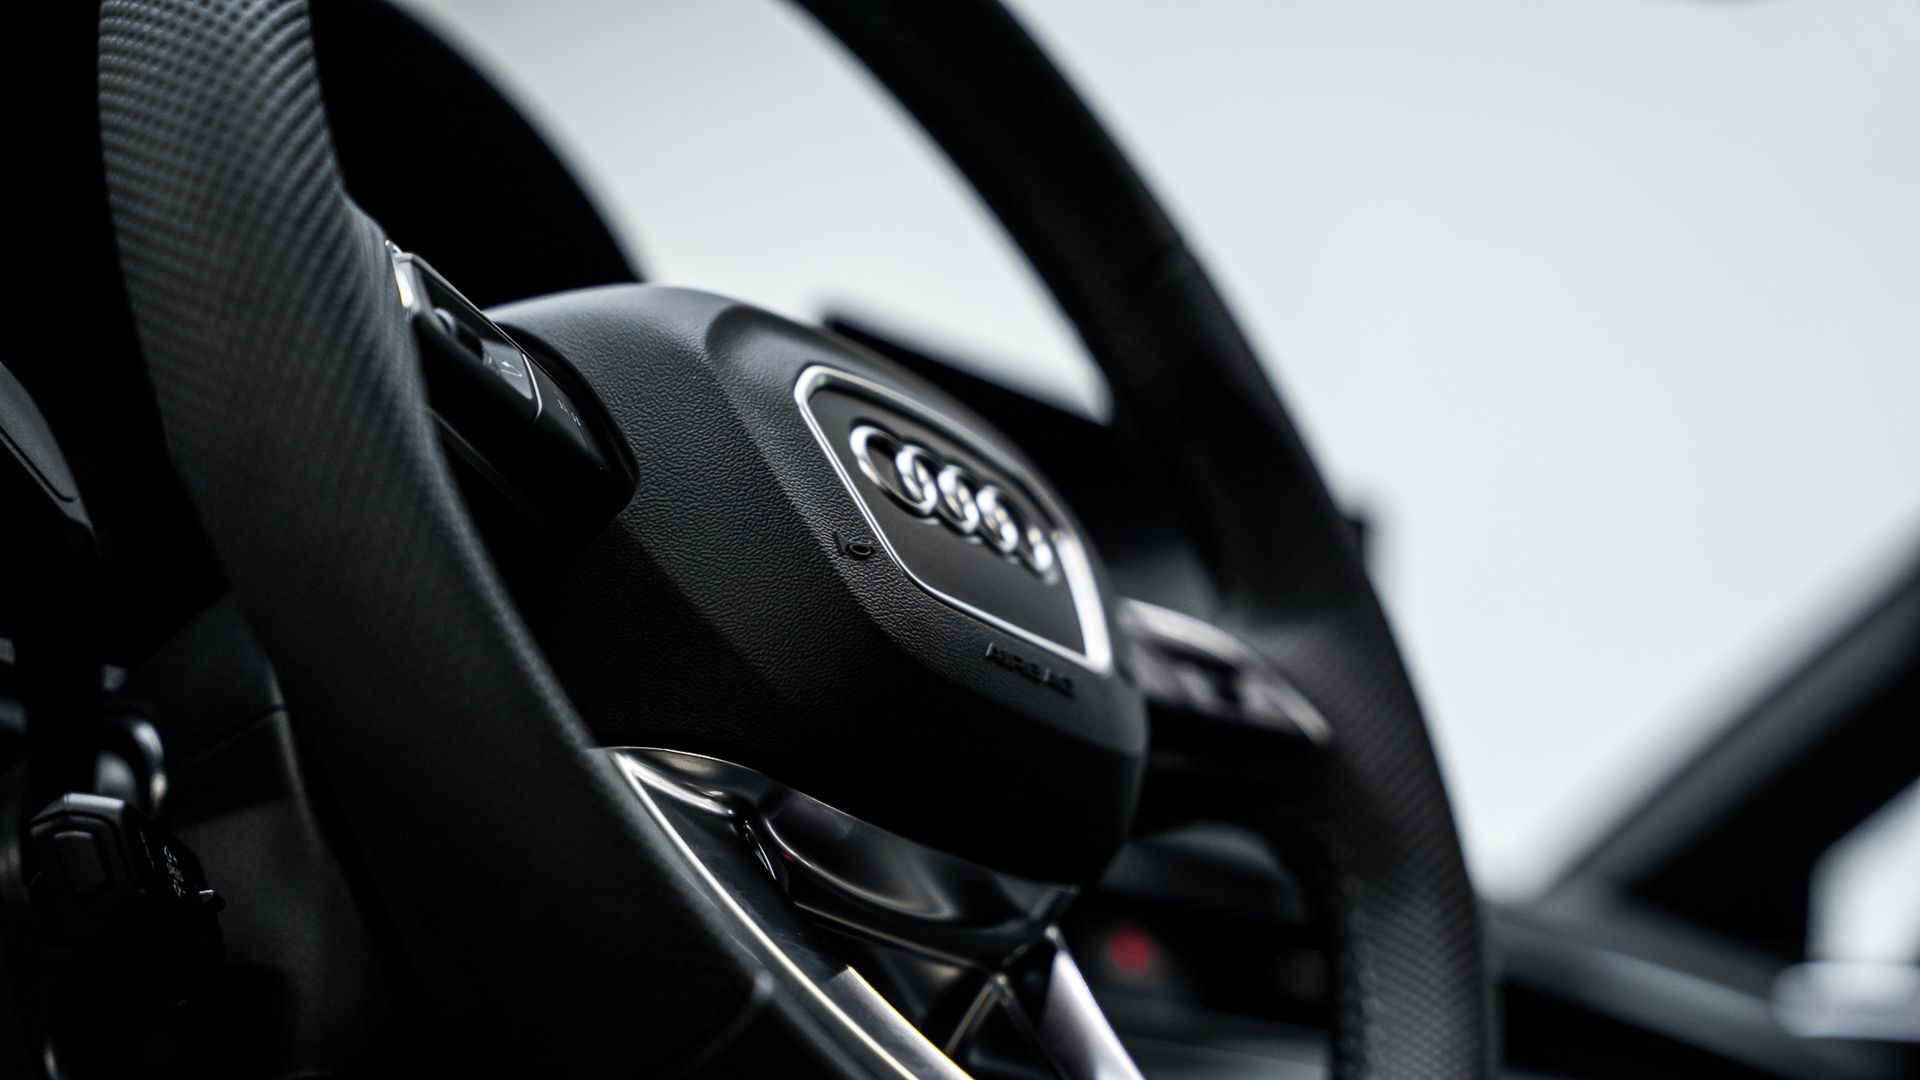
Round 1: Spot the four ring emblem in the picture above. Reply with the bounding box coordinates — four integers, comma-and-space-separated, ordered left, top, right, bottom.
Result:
849, 424, 1056, 577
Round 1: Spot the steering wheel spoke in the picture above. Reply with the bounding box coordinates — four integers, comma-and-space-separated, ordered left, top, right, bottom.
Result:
612, 749, 1143, 1079
1119, 599, 1331, 786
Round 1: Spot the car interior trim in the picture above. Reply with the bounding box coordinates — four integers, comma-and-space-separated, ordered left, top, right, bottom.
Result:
794, 363, 1113, 675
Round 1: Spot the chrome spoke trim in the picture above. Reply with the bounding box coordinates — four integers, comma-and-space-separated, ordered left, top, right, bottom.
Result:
1034, 934, 1147, 1080
611, 748, 969, 1079
608, 748, 1148, 1079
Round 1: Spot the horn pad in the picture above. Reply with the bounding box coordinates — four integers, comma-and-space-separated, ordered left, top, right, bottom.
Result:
491, 285, 1146, 882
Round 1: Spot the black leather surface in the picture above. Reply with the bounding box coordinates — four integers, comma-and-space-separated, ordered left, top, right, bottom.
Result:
97, 2, 776, 1072
794, 2, 1493, 1076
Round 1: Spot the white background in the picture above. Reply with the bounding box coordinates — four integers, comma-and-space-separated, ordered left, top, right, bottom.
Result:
400, 0, 1920, 896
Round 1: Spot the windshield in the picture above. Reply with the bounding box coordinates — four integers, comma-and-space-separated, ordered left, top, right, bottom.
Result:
399, 0, 1920, 895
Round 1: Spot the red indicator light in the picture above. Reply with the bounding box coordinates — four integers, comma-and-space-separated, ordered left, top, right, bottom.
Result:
1106, 924, 1157, 976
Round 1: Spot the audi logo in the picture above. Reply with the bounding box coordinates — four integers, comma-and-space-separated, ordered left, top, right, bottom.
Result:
848, 424, 1057, 577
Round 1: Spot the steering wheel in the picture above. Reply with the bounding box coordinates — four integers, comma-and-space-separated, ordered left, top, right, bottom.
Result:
96, 0, 1490, 1075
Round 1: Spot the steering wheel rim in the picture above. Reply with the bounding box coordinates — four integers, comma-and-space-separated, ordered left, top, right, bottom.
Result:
97, 0, 1491, 1075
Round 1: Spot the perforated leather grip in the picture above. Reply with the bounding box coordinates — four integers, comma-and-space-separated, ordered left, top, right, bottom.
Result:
99, 2, 777, 1071
794, 3, 1494, 1075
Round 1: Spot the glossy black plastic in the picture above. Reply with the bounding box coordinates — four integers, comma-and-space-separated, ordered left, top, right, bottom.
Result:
393, 250, 633, 533
27, 794, 223, 1001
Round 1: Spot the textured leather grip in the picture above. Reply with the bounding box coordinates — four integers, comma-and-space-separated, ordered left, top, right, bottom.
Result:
99, 2, 770, 1071
793, 2, 1495, 1075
